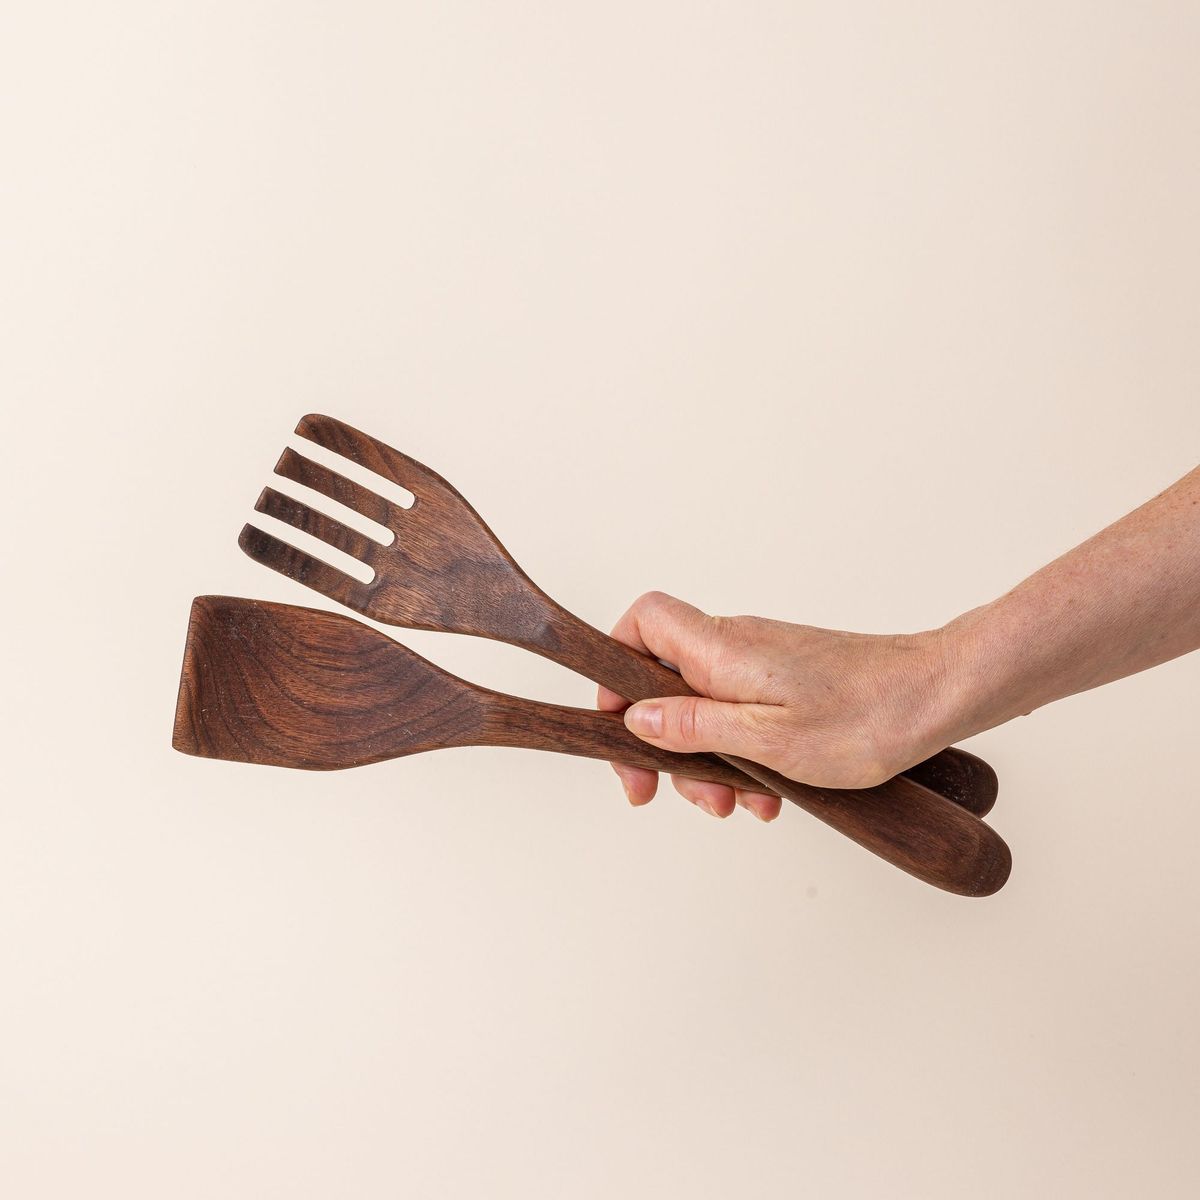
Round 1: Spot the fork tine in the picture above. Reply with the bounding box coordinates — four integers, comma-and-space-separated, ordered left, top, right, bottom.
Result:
296, 413, 441, 496
274, 447, 397, 528
238, 524, 373, 611
254, 487, 379, 562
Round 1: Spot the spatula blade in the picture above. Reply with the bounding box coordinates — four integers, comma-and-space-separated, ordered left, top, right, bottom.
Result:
172, 595, 481, 770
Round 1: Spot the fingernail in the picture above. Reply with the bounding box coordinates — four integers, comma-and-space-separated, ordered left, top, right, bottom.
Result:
626, 703, 663, 737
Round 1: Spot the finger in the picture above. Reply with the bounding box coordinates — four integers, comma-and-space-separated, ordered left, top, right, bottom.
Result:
611, 760, 658, 806
597, 686, 652, 800
735, 789, 783, 823
668, 774, 736, 818
596, 684, 627, 713
609, 591, 717, 690
624, 694, 786, 763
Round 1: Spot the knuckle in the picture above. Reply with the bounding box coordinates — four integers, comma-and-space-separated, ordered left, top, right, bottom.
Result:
705, 615, 761, 684
710, 613, 758, 646
676, 697, 702, 743
633, 590, 671, 617
629, 591, 677, 644
707, 613, 741, 649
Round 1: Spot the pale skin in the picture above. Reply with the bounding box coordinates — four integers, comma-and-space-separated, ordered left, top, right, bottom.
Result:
599, 465, 1200, 822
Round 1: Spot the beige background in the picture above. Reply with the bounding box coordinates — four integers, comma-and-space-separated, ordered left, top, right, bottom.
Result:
3, 3, 1199, 1197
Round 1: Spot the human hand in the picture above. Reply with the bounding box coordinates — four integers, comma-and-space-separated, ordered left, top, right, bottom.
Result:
597, 592, 959, 822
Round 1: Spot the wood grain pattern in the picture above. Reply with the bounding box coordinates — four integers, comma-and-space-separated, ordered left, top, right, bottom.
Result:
237, 414, 1010, 896
174, 595, 799, 792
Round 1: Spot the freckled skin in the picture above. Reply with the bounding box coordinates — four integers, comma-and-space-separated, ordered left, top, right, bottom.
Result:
599, 464, 1200, 823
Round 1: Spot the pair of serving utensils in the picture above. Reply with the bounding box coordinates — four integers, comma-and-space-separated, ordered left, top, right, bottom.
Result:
172, 415, 1011, 897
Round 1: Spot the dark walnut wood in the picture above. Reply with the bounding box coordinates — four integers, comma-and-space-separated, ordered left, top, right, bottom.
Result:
237, 414, 1010, 897
905, 748, 997, 816
175, 595, 804, 791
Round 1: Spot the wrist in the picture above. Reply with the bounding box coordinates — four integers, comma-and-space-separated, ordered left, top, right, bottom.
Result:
875, 626, 985, 772
926, 602, 1021, 747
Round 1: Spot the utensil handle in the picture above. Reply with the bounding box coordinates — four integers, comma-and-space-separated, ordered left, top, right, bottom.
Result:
522, 600, 1010, 897
904, 746, 997, 817
480, 696, 771, 792
526, 595, 996, 815
716, 753, 1010, 896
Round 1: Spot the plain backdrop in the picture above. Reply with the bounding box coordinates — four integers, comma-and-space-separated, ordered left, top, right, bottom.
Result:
3, 3, 1199, 1197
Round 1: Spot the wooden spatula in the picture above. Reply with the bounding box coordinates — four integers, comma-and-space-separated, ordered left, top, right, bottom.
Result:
236, 415, 1010, 897
174, 595, 820, 790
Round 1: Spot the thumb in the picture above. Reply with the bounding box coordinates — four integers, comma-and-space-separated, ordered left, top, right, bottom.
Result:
624, 695, 784, 760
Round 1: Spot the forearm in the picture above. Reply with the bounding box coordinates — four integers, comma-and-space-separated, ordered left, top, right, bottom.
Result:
605, 466, 1200, 807
936, 465, 1200, 742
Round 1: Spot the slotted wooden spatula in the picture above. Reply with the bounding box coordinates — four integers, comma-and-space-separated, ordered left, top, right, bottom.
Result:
237, 415, 1010, 897
174, 595, 877, 793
